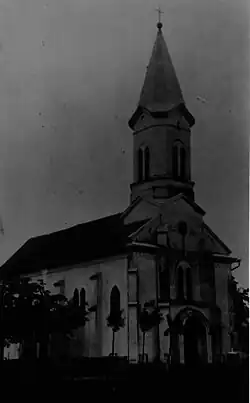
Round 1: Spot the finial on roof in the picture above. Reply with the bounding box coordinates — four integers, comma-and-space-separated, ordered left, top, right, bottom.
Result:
157, 22, 163, 30
155, 6, 164, 30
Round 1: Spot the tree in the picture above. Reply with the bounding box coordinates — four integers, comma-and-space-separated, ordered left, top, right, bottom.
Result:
139, 301, 163, 363
228, 275, 249, 353
164, 313, 184, 365
106, 309, 125, 356
0, 277, 49, 359
0, 277, 89, 361
164, 314, 173, 364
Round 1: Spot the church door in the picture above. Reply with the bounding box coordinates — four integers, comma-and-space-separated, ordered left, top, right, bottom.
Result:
183, 316, 207, 366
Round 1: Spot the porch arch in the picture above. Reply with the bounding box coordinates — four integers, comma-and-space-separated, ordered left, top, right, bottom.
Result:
173, 308, 211, 365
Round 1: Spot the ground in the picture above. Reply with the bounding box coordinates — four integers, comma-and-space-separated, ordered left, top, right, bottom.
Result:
0, 358, 248, 402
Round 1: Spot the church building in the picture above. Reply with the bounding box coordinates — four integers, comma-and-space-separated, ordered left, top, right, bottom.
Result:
0, 21, 239, 365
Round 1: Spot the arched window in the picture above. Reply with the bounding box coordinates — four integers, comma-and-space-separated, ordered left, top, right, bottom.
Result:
138, 148, 143, 182
173, 144, 179, 179
80, 287, 86, 309
159, 264, 170, 301
172, 141, 186, 181
177, 267, 184, 299
144, 147, 150, 180
110, 285, 121, 315
138, 146, 150, 182
180, 147, 186, 180
73, 288, 79, 307
186, 266, 192, 300
176, 261, 192, 301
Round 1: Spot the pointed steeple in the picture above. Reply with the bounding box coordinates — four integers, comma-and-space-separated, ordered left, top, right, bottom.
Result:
129, 22, 194, 129
139, 22, 184, 113
128, 19, 195, 203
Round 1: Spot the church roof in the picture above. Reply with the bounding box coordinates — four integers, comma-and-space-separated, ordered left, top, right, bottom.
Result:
138, 24, 184, 113
128, 23, 195, 129
0, 214, 148, 279
203, 223, 232, 255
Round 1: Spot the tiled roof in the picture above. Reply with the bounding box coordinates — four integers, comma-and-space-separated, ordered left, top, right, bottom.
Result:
0, 213, 148, 279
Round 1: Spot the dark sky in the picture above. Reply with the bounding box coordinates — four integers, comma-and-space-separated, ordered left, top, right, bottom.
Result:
0, 0, 248, 286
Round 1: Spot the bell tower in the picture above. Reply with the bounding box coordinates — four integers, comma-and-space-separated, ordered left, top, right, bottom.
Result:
128, 21, 195, 203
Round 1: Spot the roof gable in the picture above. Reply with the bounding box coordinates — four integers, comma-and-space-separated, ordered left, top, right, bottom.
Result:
203, 223, 231, 255
122, 194, 205, 227
129, 214, 163, 243
123, 194, 231, 255
158, 194, 206, 217
122, 197, 160, 225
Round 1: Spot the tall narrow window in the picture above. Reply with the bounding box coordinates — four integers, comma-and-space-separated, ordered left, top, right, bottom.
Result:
172, 142, 186, 181
177, 267, 184, 299
158, 256, 169, 301
138, 148, 143, 182
159, 267, 170, 301
80, 287, 86, 309
180, 147, 186, 180
186, 266, 192, 300
110, 285, 121, 314
172, 144, 178, 179
73, 288, 79, 307
144, 147, 150, 180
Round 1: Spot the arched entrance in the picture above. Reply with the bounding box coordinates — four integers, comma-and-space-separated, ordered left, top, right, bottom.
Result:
170, 309, 209, 366
183, 315, 207, 366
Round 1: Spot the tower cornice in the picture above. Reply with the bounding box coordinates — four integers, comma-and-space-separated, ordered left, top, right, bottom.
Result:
132, 123, 191, 136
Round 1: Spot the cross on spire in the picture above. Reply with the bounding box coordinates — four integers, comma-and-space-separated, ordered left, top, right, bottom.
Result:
155, 6, 164, 23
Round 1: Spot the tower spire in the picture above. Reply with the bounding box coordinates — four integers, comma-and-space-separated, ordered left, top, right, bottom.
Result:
128, 19, 195, 203
129, 18, 195, 130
